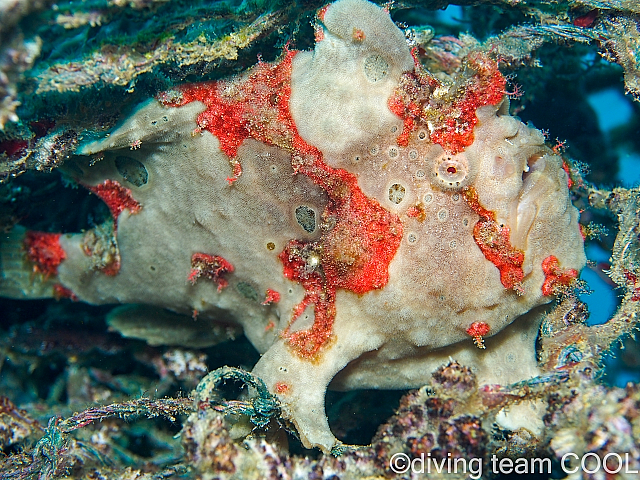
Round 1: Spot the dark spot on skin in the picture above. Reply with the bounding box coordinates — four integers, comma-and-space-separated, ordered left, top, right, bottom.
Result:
295, 205, 316, 233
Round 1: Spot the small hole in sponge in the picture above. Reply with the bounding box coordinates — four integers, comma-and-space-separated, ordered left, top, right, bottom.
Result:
115, 156, 148, 187
388, 183, 406, 204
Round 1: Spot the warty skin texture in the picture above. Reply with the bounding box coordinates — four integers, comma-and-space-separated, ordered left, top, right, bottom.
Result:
1, 0, 585, 452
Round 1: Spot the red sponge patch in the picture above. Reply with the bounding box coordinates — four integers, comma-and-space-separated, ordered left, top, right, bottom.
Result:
24, 231, 66, 277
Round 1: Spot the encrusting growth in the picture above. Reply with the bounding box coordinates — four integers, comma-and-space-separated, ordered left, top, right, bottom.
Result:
463, 186, 525, 293
541, 255, 579, 296
87, 179, 141, 225
188, 253, 234, 292
24, 232, 66, 278
466, 321, 491, 349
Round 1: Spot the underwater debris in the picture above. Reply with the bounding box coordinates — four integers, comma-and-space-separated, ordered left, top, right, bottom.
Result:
0, 397, 41, 450
0, 35, 41, 131
5, 341, 640, 479
0, 127, 78, 181
34, 12, 282, 96
0, 398, 193, 480
195, 366, 280, 429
